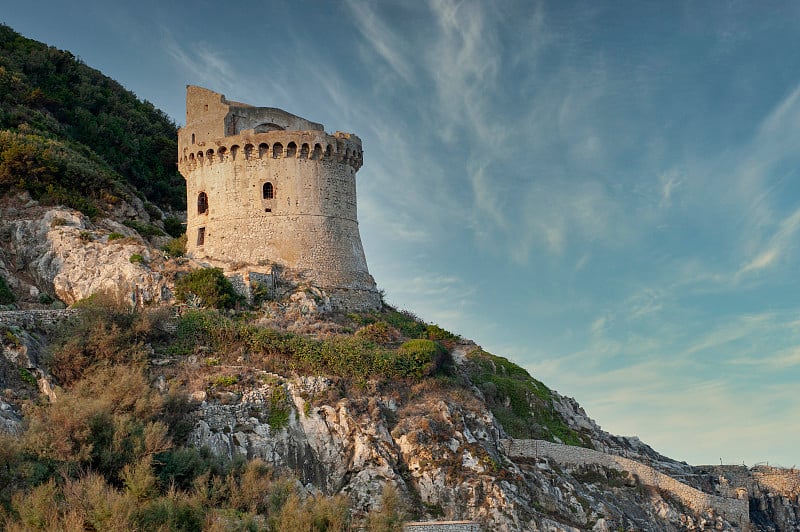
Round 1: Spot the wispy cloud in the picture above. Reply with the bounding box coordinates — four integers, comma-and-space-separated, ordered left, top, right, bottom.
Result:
162, 32, 239, 95
343, 0, 415, 85
737, 206, 800, 276
731, 346, 800, 370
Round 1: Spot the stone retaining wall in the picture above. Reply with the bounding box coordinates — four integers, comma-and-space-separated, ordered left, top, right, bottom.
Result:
403, 521, 480, 532
502, 439, 749, 528
0, 310, 75, 329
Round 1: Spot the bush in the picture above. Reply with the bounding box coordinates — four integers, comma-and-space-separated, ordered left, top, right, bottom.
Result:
394, 339, 449, 379
38, 292, 54, 305
0, 275, 15, 305
123, 220, 165, 238
163, 216, 185, 238
129, 253, 145, 264
355, 321, 401, 344
174, 268, 240, 309
162, 234, 186, 258
23, 366, 170, 479
365, 484, 406, 531
107, 232, 125, 241
47, 294, 165, 386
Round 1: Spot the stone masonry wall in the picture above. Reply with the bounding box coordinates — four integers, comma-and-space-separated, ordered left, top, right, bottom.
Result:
502, 439, 750, 528
403, 521, 480, 532
177, 86, 380, 310
0, 310, 75, 329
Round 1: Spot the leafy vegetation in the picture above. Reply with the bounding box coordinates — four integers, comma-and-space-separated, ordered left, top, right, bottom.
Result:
123, 219, 165, 238
162, 234, 186, 258
163, 216, 185, 238
0, 274, 15, 305
174, 268, 241, 309
0, 24, 185, 211
0, 298, 408, 530
169, 309, 454, 384
465, 349, 588, 446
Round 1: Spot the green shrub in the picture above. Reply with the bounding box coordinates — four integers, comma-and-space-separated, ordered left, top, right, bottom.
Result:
162, 234, 186, 258
123, 220, 165, 238
211, 374, 238, 387
466, 349, 587, 445
174, 268, 240, 309
0, 275, 15, 304
395, 339, 449, 379
107, 232, 125, 241
38, 292, 54, 304
267, 387, 290, 430
143, 202, 162, 221
425, 324, 459, 342
163, 216, 185, 238
19, 368, 37, 386
79, 230, 93, 242
355, 321, 401, 344
129, 253, 145, 264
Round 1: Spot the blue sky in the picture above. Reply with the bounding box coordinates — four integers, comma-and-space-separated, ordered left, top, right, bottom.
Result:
4, 1, 800, 467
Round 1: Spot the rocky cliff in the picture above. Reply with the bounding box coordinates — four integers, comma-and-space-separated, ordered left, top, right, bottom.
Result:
0, 197, 798, 530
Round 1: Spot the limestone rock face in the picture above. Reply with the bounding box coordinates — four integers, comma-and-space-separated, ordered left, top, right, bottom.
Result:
2, 207, 169, 306
185, 361, 749, 531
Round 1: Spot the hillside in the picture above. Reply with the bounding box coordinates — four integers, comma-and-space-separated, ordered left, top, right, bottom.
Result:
0, 24, 184, 215
0, 25, 799, 531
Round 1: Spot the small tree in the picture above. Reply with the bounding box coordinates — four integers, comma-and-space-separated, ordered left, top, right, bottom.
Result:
174, 268, 240, 309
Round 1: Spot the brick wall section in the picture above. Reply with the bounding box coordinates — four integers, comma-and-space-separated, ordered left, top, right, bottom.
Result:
0, 310, 76, 329
403, 521, 480, 532
502, 439, 750, 527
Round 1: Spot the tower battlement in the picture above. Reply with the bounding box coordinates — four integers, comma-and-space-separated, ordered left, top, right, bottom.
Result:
177, 86, 379, 310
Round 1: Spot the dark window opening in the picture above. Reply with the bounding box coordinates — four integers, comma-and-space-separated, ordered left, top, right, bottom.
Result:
191, 133, 195, 144
265, 208, 272, 213
197, 192, 208, 214
263, 182, 274, 199
197, 227, 205, 246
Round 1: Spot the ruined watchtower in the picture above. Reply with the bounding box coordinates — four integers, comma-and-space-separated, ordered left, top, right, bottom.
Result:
177, 86, 379, 310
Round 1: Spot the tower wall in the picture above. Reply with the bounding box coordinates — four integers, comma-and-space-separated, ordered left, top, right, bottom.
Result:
177, 87, 379, 309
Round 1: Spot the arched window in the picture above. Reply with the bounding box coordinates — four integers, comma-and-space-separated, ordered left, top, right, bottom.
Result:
300, 143, 309, 159
197, 191, 208, 214
272, 143, 283, 158
263, 182, 274, 200
258, 143, 269, 158
312, 143, 322, 160
286, 142, 297, 158
191, 133, 195, 145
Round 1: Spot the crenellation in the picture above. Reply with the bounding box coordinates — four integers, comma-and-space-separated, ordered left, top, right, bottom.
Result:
178, 86, 379, 310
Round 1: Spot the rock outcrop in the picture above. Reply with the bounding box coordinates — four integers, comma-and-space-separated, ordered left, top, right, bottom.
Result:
0, 201, 169, 307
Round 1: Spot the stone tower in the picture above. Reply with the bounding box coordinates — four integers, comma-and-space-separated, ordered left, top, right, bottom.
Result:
177, 86, 379, 310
